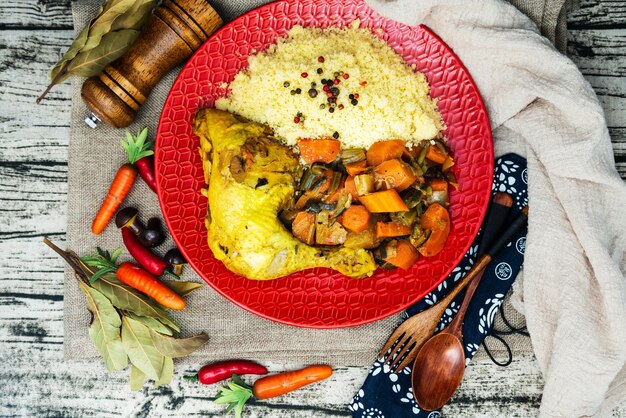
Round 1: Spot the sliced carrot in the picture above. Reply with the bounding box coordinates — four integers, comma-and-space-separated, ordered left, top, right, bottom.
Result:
430, 178, 449, 192
298, 139, 341, 164
292, 211, 316, 245
324, 178, 345, 203
366, 139, 406, 166
374, 159, 418, 192
345, 160, 368, 176
418, 203, 451, 257
385, 239, 420, 270
359, 189, 409, 213
339, 205, 372, 233
344, 176, 359, 201
316, 169, 334, 194
442, 155, 455, 171
425, 145, 447, 164
376, 221, 412, 238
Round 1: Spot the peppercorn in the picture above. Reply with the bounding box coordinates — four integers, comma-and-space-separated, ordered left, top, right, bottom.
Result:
338, 104, 344, 110
317, 68, 323, 74
294, 116, 300, 123
330, 87, 339, 97
318, 56, 325, 63
290, 90, 296, 95
297, 112, 303, 117
334, 79, 340, 85
311, 82, 317, 87
333, 72, 339, 78
323, 85, 330, 92
354, 93, 359, 99
284, 81, 290, 88
349, 94, 354, 100
343, 73, 349, 79
360, 81, 367, 86
320, 104, 326, 109
308, 88, 318, 98
295, 88, 302, 94
333, 132, 339, 139
326, 92, 333, 98
301, 72, 308, 78
329, 107, 335, 113
351, 99, 358, 106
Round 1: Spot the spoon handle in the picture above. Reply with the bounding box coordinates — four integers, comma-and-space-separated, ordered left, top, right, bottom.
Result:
446, 205, 529, 336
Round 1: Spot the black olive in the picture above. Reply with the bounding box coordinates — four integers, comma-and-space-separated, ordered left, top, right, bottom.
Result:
164, 248, 187, 276
115, 207, 142, 235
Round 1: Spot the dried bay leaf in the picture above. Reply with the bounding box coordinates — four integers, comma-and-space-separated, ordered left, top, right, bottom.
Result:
122, 316, 164, 380
92, 273, 180, 332
130, 365, 147, 392
164, 281, 204, 297
154, 357, 174, 387
150, 329, 209, 358
111, 0, 159, 33
67, 29, 139, 77
126, 312, 173, 336
78, 281, 128, 372
38, 0, 157, 103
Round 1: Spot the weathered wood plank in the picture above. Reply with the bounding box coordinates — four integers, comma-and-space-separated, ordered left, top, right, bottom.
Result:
0, 0, 72, 29
568, 0, 626, 29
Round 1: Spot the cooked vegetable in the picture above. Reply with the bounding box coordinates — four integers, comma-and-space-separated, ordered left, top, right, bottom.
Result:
185, 360, 268, 385
215, 366, 333, 417
339, 205, 372, 233
292, 211, 316, 245
390, 210, 418, 227
366, 139, 406, 166
376, 221, 413, 238
429, 178, 450, 206
418, 203, 450, 257
340, 148, 366, 165
354, 173, 375, 195
121, 228, 168, 276
384, 239, 420, 270
410, 225, 432, 248
344, 176, 359, 201
92, 163, 137, 234
373, 159, 417, 192
442, 155, 454, 171
425, 143, 447, 164
315, 211, 347, 245
121, 128, 157, 193
297, 139, 341, 164
116, 262, 186, 310
164, 248, 186, 276
359, 189, 409, 213
344, 226, 379, 249
345, 160, 368, 176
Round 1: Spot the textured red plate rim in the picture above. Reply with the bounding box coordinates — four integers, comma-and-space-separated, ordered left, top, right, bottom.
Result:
156, 0, 493, 328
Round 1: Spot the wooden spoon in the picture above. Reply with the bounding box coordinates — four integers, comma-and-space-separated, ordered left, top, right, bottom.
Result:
411, 205, 529, 411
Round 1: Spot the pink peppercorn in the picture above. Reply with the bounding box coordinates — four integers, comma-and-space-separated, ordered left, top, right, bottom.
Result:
301, 72, 308, 78
343, 73, 349, 79
333, 79, 340, 85
318, 56, 325, 63
294, 116, 300, 123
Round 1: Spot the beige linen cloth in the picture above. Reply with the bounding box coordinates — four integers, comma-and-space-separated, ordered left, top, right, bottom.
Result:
65, 0, 626, 416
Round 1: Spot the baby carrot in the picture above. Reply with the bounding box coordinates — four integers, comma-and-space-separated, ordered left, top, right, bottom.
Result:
92, 164, 137, 234
116, 262, 186, 310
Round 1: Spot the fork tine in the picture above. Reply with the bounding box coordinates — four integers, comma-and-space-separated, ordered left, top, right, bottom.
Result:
389, 340, 416, 372
393, 346, 418, 373
379, 329, 406, 360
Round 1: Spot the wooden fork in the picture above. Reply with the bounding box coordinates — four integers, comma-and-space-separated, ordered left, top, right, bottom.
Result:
379, 257, 490, 372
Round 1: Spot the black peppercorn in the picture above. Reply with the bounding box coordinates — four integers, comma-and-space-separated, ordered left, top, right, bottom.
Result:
284, 81, 290, 87
351, 99, 358, 106
332, 132, 339, 139
295, 88, 302, 94
330, 87, 339, 97
317, 68, 323, 74
349, 94, 354, 100
308, 88, 318, 98
329, 107, 335, 113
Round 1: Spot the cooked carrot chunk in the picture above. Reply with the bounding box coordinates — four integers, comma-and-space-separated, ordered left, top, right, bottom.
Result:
359, 189, 409, 213
374, 159, 417, 192
376, 221, 413, 238
339, 205, 372, 233
298, 139, 341, 164
385, 239, 420, 270
366, 140, 406, 166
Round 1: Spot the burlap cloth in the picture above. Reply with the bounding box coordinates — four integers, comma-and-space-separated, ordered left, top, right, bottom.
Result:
65, 0, 575, 373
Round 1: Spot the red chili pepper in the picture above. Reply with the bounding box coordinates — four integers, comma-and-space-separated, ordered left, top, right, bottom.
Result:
135, 156, 157, 193
121, 227, 168, 276
185, 360, 268, 385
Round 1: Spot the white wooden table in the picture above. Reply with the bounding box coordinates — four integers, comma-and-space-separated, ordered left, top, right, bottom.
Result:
0, 1, 624, 416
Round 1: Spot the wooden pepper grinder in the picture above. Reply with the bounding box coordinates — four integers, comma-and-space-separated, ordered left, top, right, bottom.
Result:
82, 0, 222, 128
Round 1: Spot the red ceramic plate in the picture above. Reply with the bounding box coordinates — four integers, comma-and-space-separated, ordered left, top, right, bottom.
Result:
156, 0, 493, 328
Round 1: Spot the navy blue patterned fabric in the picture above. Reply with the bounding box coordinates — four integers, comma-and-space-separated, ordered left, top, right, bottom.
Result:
350, 154, 528, 418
